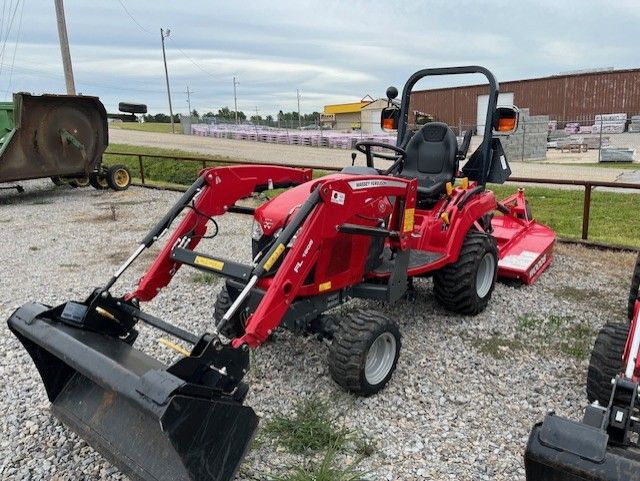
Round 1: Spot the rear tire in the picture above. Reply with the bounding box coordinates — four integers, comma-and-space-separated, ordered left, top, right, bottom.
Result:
629, 254, 640, 322
434, 230, 498, 315
106, 164, 132, 191
328, 310, 401, 396
50, 176, 65, 186
213, 285, 244, 338
586, 323, 629, 405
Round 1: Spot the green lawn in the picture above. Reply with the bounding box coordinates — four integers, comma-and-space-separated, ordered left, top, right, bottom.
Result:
550, 162, 640, 170
109, 122, 180, 134
102, 143, 640, 248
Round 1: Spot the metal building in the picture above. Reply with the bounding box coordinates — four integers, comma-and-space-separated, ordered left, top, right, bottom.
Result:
409, 68, 640, 128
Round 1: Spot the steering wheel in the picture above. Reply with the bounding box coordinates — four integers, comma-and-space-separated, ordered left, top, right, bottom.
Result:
354, 141, 407, 174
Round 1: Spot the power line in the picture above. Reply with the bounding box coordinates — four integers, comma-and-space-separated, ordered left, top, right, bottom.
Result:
0, 0, 22, 75
3, 0, 24, 99
116, 0, 154, 36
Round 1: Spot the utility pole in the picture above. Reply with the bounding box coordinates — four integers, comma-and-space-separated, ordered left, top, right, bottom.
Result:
54, 0, 76, 95
160, 28, 175, 133
233, 77, 239, 124
296, 89, 301, 129
185, 86, 194, 116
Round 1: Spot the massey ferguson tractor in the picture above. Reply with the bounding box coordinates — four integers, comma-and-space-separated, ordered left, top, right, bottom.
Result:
7, 66, 555, 481
525, 254, 640, 481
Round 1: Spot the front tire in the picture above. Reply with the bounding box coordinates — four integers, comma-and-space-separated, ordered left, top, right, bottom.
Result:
434, 230, 498, 315
213, 285, 244, 339
586, 323, 629, 405
328, 310, 401, 396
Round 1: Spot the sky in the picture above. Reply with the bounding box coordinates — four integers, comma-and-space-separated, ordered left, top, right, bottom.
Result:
0, 0, 638, 116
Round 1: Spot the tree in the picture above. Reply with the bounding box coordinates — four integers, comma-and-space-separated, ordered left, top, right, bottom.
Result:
191, 109, 199, 118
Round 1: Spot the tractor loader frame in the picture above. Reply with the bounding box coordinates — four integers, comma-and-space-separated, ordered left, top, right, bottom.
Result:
8, 65, 555, 481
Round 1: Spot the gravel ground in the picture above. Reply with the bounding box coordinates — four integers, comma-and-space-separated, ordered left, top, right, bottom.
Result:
109, 128, 638, 183
0, 180, 637, 480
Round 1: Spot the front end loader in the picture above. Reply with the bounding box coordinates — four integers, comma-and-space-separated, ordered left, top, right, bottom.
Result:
525, 254, 640, 481
8, 66, 556, 480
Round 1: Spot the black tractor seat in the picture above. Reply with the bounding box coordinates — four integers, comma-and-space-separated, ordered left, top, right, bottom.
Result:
397, 122, 458, 199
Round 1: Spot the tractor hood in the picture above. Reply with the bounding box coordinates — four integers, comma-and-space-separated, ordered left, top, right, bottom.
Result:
254, 173, 342, 236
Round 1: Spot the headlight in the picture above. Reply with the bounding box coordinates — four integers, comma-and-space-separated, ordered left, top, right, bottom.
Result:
251, 220, 264, 241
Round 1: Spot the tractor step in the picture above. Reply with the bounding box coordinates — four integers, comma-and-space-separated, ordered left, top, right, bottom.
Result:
7, 302, 258, 481
372, 248, 443, 275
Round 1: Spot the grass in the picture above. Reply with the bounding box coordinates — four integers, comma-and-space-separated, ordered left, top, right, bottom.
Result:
271, 450, 368, 481
490, 184, 640, 248
190, 272, 220, 284
562, 162, 640, 170
515, 313, 596, 360
262, 398, 351, 454
472, 337, 523, 359
109, 122, 180, 134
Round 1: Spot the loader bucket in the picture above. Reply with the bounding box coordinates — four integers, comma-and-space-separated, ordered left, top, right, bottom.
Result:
0, 93, 107, 183
525, 414, 638, 481
7, 302, 258, 481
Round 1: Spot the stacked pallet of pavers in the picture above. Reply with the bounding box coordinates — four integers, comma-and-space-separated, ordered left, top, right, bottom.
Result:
502, 108, 549, 160
629, 115, 640, 133
591, 113, 627, 134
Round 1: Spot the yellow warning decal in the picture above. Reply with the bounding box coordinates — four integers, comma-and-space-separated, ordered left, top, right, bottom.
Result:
194, 255, 224, 271
264, 243, 285, 271
403, 208, 415, 232
319, 281, 332, 292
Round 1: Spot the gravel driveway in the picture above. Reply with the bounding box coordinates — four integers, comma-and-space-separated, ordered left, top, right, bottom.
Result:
0, 180, 636, 480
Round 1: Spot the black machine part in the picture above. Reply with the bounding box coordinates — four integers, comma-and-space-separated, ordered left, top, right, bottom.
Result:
525, 375, 640, 481
7, 299, 257, 481
0, 93, 108, 183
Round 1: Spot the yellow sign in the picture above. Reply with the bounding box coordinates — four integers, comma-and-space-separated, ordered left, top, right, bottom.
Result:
194, 256, 224, 271
319, 281, 332, 292
403, 208, 415, 232
264, 244, 285, 271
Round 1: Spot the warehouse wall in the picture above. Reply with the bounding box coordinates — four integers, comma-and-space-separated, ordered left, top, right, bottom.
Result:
409, 69, 640, 127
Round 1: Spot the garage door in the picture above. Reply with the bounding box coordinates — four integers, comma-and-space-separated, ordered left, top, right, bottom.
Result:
476, 92, 514, 135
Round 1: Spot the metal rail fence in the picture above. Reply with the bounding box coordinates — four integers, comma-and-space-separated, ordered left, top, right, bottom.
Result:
105, 151, 640, 246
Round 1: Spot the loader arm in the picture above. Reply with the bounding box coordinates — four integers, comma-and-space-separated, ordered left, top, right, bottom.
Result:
233, 176, 417, 348
127, 165, 312, 302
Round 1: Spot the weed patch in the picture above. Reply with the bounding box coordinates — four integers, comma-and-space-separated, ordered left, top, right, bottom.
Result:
271, 450, 368, 481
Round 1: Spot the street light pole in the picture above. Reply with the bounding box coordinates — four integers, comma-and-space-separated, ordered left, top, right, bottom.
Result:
54, 0, 76, 95
160, 28, 175, 134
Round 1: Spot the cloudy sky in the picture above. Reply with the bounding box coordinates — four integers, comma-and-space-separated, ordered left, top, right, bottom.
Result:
0, 0, 638, 115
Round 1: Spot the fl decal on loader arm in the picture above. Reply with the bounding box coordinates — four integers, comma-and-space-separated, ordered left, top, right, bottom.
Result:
7, 164, 418, 481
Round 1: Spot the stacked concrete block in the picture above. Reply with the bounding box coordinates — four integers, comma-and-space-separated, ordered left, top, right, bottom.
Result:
591, 113, 627, 134
629, 115, 640, 133
502, 108, 549, 161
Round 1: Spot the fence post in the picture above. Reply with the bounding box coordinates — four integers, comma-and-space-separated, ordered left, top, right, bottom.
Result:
597, 116, 604, 162
138, 154, 145, 185
521, 116, 526, 162
581, 183, 592, 240
202, 159, 207, 170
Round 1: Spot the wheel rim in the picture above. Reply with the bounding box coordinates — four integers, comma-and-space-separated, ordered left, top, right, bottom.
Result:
74, 176, 90, 187
114, 168, 130, 187
476, 253, 496, 299
365, 332, 397, 385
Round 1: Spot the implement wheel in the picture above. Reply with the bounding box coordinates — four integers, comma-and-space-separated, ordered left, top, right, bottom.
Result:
328, 310, 400, 396
89, 171, 109, 190
434, 230, 498, 315
629, 254, 640, 322
69, 176, 90, 188
586, 323, 629, 405
50, 176, 65, 186
106, 164, 132, 191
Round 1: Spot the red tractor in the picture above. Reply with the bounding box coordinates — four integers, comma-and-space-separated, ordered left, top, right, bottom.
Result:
8, 66, 555, 481
525, 254, 640, 481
